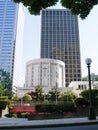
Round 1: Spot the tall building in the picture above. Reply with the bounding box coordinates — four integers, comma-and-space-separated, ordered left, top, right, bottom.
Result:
40, 9, 81, 87
0, 0, 24, 87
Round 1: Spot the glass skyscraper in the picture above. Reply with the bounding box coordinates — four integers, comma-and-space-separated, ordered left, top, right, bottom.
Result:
40, 9, 81, 87
0, 0, 24, 87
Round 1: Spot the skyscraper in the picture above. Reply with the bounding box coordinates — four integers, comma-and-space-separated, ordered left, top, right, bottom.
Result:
40, 9, 81, 87
0, 0, 24, 87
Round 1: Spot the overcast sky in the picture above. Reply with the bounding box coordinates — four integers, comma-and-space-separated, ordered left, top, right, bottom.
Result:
21, 3, 98, 85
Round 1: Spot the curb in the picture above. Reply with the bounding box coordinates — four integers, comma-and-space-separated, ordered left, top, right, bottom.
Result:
0, 120, 98, 129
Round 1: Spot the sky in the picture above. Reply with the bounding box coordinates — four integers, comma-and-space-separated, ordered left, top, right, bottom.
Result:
21, 3, 98, 86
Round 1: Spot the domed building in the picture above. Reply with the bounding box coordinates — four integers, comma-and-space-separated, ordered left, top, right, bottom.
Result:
25, 58, 65, 92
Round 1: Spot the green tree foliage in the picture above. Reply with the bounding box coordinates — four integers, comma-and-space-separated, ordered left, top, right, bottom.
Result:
68, 90, 78, 100
82, 77, 88, 81
60, 90, 78, 102
22, 94, 32, 101
27, 86, 44, 101
60, 92, 72, 102
0, 69, 12, 91
35, 102, 75, 113
12, 94, 19, 101
80, 89, 98, 106
0, 69, 12, 99
0, 85, 4, 96
75, 97, 88, 107
61, 0, 98, 19
95, 76, 98, 81
42, 99, 49, 104
13, 0, 98, 19
0, 101, 7, 110
35, 85, 44, 101
4, 90, 13, 99
27, 91, 37, 101
0, 100, 7, 117
48, 86, 60, 103
82, 75, 98, 81
14, 0, 58, 15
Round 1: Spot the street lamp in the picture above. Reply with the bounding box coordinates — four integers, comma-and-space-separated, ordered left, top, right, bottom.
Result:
85, 58, 96, 120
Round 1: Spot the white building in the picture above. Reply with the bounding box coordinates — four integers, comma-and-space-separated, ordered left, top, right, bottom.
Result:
25, 58, 65, 92
68, 81, 98, 96
13, 86, 34, 97
13, 3, 24, 87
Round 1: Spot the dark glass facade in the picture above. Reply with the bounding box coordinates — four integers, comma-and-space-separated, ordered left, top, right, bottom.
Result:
40, 9, 81, 87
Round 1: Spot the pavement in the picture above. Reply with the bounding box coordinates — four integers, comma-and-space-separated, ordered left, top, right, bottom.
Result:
0, 117, 98, 129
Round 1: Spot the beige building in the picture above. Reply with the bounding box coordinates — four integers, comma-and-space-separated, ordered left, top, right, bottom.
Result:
25, 58, 65, 92
68, 81, 98, 96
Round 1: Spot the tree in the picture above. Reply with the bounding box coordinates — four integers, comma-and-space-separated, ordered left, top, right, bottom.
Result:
80, 89, 98, 106
4, 90, 13, 99
12, 94, 19, 101
35, 85, 44, 101
48, 86, 60, 104
0, 100, 7, 117
95, 76, 98, 81
0, 69, 12, 99
68, 90, 78, 100
75, 97, 88, 107
0, 69, 12, 91
14, 0, 58, 14
82, 74, 98, 81
13, 0, 98, 19
61, 0, 98, 19
82, 77, 88, 81
60, 90, 78, 102
60, 92, 72, 102
22, 94, 32, 101
0, 85, 4, 96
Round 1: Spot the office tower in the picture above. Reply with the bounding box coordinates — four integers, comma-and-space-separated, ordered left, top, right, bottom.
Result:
0, 0, 24, 87
40, 9, 81, 87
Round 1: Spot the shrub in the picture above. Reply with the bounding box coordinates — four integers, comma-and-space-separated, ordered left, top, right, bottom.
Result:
5, 113, 17, 118
55, 104, 64, 113
75, 97, 88, 107
94, 96, 98, 106
42, 100, 49, 104
35, 104, 47, 112
5, 113, 12, 118
12, 113, 17, 118
62, 101, 76, 112
0, 96, 8, 100
20, 112, 30, 118
35, 102, 76, 113
46, 104, 57, 113
22, 94, 32, 101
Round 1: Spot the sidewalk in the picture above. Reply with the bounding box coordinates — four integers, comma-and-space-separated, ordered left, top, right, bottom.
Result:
0, 117, 98, 129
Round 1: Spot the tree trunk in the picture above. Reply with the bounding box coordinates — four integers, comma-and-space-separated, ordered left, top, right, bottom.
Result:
0, 110, 2, 117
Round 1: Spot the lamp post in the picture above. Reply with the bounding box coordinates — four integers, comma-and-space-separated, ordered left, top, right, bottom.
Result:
85, 58, 96, 120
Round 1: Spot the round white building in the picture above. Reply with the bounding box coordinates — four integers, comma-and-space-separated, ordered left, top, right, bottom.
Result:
25, 58, 65, 91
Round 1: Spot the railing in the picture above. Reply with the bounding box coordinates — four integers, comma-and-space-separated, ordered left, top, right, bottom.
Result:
13, 100, 65, 106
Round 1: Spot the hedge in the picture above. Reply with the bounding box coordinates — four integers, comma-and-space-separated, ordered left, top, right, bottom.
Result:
35, 102, 76, 113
